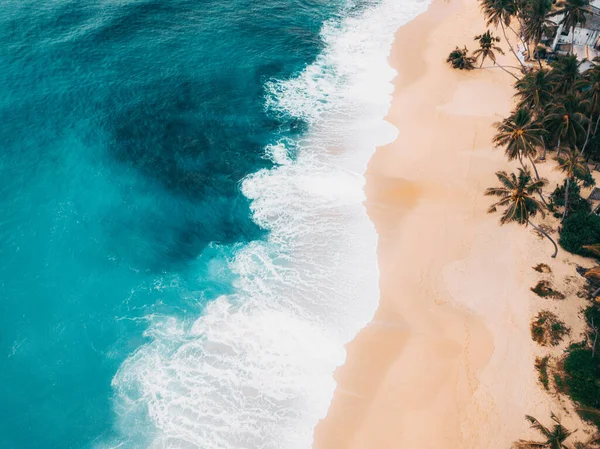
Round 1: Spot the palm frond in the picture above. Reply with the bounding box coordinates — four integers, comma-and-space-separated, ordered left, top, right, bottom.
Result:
526, 415, 553, 438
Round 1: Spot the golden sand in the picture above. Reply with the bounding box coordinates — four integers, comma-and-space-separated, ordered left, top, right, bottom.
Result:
313, 0, 596, 447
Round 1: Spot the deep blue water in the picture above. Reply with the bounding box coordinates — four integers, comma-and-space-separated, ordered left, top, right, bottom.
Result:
0, 1, 345, 447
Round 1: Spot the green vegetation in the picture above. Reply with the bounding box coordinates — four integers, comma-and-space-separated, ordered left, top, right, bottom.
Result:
493, 108, 545, 177
473, 30, 505, 66
551, 182, 590, 214
556, 149, 595, 220
531, 310, 570, 345
461, 0, 600, 437
515, 413, 600, 448
563, 346, 600, 408
531, 280, 566, 299
560, 211, 600, 258
536, 355, 550, 389
446, 47, 476, 70
554, 372, 565, 392
486, 169, 558, 257
515, 413, 576, 448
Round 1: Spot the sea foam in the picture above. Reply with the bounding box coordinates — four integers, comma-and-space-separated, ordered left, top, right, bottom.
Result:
105, 0, 430, 447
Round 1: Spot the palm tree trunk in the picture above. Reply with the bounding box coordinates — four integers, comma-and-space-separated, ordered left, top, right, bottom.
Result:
528, 220, 559, 258
528, 155, 541, 180
594, 114, 600, 135
541, 139, 547, 160
534, 38, 543, 69
509, 22, 529, 59
557, 137, 562, 157
518, 153, 527, 170
527, 155, 549, 205
479, 65, 524, 70
562, 177, 571, 222
495, 64, 521, 80
582, 118, 593, 154
500, 21, 526, 71
571, 25, 576, 54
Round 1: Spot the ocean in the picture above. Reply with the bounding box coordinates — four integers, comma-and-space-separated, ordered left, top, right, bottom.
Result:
0, 0, 429, 448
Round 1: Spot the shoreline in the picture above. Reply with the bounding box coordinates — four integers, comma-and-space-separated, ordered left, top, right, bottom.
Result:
313, 0, 595, 447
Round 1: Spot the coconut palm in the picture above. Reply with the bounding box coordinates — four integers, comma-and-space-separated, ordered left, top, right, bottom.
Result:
555, 0, 591, 53
447, 46, 477, 70
576, 60, 600, 152
493, 108, 545, 179
514, 413, 575, 448
514, 68, 554, 111
514, 69, 554, 160
555, 147, 592, 220
543, 94, 588, 154
479, 0, 527, 69
473, 30, 506, 66
549, 54, 582, 95
485, 168, 558, 257
521, 0, 555, 63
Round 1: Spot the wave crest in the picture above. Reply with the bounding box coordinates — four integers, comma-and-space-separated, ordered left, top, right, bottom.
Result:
103, 0, 431, 448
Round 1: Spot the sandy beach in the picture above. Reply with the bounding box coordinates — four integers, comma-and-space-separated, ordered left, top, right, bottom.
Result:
313, 0, 596, 447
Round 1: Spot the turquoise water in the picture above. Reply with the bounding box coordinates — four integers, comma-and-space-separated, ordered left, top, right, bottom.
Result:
0, 1, 345, 447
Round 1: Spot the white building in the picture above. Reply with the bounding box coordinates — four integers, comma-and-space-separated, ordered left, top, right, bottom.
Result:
549, 2, 600, 52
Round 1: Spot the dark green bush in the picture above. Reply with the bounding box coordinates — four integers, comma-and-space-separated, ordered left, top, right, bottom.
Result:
536, 356, 550, 390
585, 305, 600, 327
586, 134, 600, 163
535, 45, 547, 60
551, 182, 591, 214
563, 348, 600, 408
554, 373, 565, 392
559, 210, 600, 258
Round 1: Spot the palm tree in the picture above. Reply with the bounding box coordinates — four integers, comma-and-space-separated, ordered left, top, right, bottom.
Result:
515, 68, 554, 111
555, 0, 591, 53
514, 413, 575, 448
515, 69, 554, 160
479, 0, 527, 69
447, 46, 477, 70
555, 148, 592, 220
543, 94, 588, 154
474, 30, 506, 66
493, 108, 545, 179
549, 54, 582, 95
485, 169, 558, 257
521, 0, 555, 64
576, 60, 600, 152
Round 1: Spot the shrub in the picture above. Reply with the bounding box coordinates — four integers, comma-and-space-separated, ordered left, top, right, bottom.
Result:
535, 45, 547, 60
554, 373, 565, 392
563, 347, 600, 408
536, 356, 550, 389
559, 210, 600, 258
531, 311, 570, 346
551, 182, 591, 214
576, 406, 600, 433
586, 134, 600, 163
531, 280, 566, 299
585, 305, 600, 328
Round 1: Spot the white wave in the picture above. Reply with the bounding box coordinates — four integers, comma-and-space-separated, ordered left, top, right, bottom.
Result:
103, 0, 431, 448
